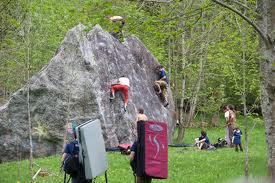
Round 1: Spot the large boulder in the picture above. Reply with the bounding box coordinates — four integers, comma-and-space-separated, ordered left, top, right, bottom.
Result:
0, 24, 175, 162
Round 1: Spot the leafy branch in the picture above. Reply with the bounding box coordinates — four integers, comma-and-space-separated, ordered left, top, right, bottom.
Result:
211, 0, 273, 47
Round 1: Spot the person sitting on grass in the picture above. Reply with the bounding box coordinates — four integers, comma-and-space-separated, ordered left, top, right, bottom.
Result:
194, 130, 210, 150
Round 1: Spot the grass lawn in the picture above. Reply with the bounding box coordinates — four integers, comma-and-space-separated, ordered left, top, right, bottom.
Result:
0, 117, 268, 183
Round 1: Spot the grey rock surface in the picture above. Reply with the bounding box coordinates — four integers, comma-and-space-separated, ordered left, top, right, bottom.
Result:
0, 24, 175, 162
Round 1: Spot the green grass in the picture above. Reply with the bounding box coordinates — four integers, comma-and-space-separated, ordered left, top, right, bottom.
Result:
0, 121, 268, 183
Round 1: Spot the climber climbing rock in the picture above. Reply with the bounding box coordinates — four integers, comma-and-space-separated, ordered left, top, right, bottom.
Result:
154, 65, 169, 107
110, 76, 130, 111
108, 15, 125, 42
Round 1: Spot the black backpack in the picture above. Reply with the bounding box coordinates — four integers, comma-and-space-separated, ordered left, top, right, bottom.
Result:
62, 142, 79, 177
213, 138, 227, 148
63, 155, 79, 177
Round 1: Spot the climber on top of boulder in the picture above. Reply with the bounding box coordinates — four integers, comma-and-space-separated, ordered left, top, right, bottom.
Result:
154, 65, 169, 107
108, 15, 125, 42
110, 76, 130, 111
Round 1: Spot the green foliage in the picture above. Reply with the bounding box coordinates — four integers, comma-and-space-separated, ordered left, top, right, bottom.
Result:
33, 121, 48, 142
0, 0, 261, 114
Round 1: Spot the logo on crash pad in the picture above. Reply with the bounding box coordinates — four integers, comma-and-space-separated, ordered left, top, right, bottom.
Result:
149, 124, 163, 132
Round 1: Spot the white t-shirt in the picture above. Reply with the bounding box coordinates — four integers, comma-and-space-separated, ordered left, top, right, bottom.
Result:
224, 111, 230, 120
118, 77, 130, 87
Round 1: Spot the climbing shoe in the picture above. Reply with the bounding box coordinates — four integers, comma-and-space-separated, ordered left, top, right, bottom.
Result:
110, 93, 115, 100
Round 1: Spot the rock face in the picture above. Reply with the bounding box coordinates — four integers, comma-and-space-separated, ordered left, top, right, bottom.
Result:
0, 24, 175, 162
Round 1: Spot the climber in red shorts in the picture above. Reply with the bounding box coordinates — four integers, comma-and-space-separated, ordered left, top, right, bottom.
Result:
110, 76, 130, 111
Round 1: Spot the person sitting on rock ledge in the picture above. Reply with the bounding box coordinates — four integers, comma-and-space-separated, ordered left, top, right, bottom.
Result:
154, 65, 169, 107
110, 76, 130, 111
108, 15, 125, 42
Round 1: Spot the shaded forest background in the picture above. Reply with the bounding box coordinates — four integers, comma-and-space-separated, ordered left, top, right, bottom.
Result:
0, 0, 261, 123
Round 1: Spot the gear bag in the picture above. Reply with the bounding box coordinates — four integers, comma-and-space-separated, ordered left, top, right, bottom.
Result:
136, 121, 168, 179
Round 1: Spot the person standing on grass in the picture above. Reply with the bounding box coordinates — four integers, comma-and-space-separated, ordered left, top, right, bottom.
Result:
62, 132, 80, 183
62, 127, 87, 183
136, 108, 148, 122
130, 109, 151, 183
131, 108, 148, 139
223, 105, 236, 147
232, 127, 243, 152
129, 141, 152, 183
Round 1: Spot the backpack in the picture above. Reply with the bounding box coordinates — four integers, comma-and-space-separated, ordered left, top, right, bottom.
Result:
213, 138, 227, 148
63, 155, 79, 177
62, 142, 79, 177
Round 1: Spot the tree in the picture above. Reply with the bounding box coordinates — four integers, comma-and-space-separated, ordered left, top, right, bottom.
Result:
212, 0, 275, 181
257, 1, 275, 180
24, 6, 33, 183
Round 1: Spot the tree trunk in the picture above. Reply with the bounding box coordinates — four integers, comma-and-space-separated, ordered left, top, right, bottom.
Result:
25, 12, 33, 182
187, 54, 204, 125
168, 37, 172, 87
187, 37, 208, 126
258, 1, 275, 180
260, 46, 275, 181
241, 24, 249, 181
176, 32, 188, 144
235, 10, 250, 178
176, 78, 187, 143
186, 12, 210, 126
